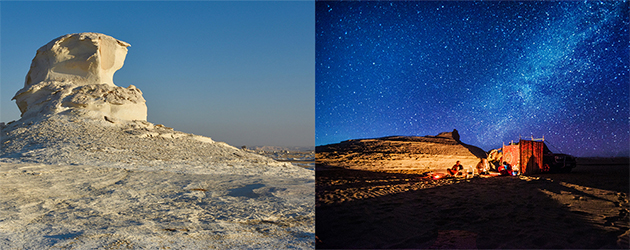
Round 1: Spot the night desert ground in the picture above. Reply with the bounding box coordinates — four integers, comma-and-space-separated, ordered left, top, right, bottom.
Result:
315, 134, 629, 249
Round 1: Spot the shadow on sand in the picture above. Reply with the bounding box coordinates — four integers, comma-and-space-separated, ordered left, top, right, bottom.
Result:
461, 142, 488, 159
533, 163, 629, 194
316, 164, 628, 249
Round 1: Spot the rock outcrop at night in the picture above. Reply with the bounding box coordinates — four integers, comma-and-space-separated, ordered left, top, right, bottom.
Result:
316, 129, 487, 173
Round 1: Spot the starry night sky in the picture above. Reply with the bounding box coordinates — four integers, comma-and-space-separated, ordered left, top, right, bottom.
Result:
316, 1, 629, 157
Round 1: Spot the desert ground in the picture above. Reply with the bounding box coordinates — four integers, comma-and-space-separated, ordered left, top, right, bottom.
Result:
1, 163, 313, 249
248, 147, 315, 170
316, 159, 629, 249
0, 116, 315, 249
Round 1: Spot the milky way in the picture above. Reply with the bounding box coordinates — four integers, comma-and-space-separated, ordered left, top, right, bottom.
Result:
316, 1, 629, 157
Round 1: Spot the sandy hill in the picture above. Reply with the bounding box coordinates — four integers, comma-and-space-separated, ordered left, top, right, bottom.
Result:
316, 129, 487, 174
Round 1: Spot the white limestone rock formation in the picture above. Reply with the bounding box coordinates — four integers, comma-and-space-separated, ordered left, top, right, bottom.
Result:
12, 33, 147, 121
0, 34, 314, 250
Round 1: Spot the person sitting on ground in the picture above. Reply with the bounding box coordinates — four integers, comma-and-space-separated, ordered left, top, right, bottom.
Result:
511, 164, 520, 176
447, 161, 464, 176
498, 161, 512, 176
475, 158, 490, 175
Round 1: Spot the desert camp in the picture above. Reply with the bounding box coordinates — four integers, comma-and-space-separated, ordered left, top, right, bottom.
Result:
315, 130, 629, 249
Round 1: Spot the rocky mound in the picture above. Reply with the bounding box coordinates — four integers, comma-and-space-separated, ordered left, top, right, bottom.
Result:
316, 129, 487, 173
0, 115, 305, 177
1, 32, 308, 177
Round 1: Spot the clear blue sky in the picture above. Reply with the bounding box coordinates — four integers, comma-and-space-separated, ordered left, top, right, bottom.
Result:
1, 1, 314, 148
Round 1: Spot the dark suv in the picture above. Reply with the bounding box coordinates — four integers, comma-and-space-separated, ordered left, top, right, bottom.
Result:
543, 151, 577, 173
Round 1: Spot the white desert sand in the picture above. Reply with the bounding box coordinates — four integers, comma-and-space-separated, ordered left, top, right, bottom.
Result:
0, 33, 314, 249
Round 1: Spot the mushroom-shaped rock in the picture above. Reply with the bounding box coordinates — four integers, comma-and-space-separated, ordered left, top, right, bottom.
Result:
24, 32, 130, 88
12, 33, 147, 121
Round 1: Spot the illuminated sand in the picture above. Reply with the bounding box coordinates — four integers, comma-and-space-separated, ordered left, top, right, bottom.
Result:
316, 162, 629, 249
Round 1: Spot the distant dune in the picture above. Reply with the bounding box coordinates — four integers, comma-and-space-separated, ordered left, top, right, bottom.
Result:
246, 145, 315, 152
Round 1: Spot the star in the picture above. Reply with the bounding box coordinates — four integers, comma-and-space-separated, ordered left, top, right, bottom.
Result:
316, 1, 629, 157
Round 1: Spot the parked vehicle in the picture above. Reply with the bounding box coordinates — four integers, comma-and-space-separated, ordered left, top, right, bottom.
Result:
543, 149, 577, 173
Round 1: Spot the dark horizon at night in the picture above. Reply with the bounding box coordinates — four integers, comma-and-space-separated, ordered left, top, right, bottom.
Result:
316, 1, 629, 157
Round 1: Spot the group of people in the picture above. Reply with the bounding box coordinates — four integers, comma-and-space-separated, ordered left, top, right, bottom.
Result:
446, 159, 519, 177
497, 161, 519, 176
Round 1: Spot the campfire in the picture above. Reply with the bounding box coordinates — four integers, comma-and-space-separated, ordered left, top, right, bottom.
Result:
431, 173, 446, 180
